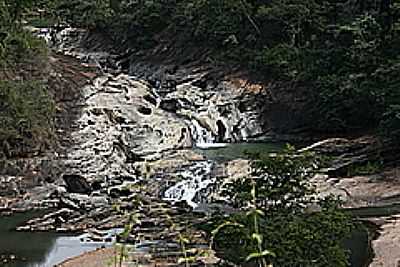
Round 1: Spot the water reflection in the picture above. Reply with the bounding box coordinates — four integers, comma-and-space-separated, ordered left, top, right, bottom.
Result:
0, 212, 110, 267
194, 142, 284, 162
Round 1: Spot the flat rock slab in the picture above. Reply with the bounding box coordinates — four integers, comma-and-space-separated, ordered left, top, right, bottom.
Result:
370, 215, 400, 267
57, 248, 114, 267
313, 167, 400, 208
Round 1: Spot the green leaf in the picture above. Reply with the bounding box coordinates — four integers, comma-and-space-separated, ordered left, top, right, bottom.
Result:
251, 233, 263, 245
246, 250, 275, 262
246, 252, 262, 261
261, 249, 276, 257
179, 237, 190, 244
211, 221, 244, 236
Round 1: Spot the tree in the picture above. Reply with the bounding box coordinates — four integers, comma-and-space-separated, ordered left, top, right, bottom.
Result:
211, 147, 354, 266
4, 0, 34, 25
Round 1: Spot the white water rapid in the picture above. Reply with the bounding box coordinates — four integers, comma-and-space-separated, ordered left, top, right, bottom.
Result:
163, 161, 214, 208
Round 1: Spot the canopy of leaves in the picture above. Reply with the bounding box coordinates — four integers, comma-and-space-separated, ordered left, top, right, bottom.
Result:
0, 0, 53, 157
0, 81, 54, 157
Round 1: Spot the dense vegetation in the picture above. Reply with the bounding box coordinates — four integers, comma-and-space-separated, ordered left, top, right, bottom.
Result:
204, 147, 354, 266
0, 0, 54, 158
49, 0, 400, 137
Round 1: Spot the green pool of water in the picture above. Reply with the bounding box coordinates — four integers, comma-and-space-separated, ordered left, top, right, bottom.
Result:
194, 142, 285, 162
0, 212, 108, 267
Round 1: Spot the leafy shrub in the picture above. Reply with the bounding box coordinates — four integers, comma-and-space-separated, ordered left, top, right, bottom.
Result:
209, 147, 354, 266
0, 28, 47, 70
0, 1, 53, 158
381, 104, 400, 141
0, 80, 54, 156
177, 0, 252, 44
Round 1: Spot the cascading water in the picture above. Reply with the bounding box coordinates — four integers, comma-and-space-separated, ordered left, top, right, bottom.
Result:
163, 161, 214, 208
189, 119, 215, 146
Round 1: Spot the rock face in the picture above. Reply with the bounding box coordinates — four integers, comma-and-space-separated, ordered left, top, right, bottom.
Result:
130, 63, 266, 144
305, 137, 400, 208
369, 215, 400, 267
1, 28, 271, 230
61, 73, 192, 186
52, 28, 267, 144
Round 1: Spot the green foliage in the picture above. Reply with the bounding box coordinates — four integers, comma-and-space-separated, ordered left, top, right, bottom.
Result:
0, 1, 53, 157
0, 0, 48, 67
211, 204, 353, 266
221, 145, 317, 211
55, 0, 114, 29
381, 104, 400, 141
0, 80, 54, 157
176, 0, 253, 43
0, 29, 47, 65
209, 148, 354, 266
55, 0, 177, 46
0, 0, 35, 25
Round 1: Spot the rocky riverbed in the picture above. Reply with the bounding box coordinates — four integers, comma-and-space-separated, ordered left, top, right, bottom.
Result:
0, 27, 277, 266
1, 27, 400, 267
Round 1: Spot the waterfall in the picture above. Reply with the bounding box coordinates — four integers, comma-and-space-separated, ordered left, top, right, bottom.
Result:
189, 119, 215, 145
163, 161, 214, 208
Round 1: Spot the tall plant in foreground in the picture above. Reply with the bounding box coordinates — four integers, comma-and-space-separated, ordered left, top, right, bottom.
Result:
211, 146, 354, 266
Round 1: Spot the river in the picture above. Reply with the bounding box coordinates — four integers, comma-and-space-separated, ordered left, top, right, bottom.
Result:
0, 212, 112, 267
0, 142, 381, 267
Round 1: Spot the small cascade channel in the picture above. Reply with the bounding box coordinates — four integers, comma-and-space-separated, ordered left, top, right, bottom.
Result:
162, 113, 276, 208
189, 119, 216, 146
161, 118, 223, 207
163, 161, 214, 208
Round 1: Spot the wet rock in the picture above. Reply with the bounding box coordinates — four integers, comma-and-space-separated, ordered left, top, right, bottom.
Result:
137, 106, 152, 115
160, 98, 181, 112
143, 94, 158, 106
108, 187, 131, 198
60, 196, 80, 210
63, 174, 92, 194
60, 74, 193, 186
129, 62, 267, 144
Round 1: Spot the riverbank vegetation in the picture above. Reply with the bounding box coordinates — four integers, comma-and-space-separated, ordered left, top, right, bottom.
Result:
47, 0, 400, 138
0, 0, 54, 158
202, 147, 354, 266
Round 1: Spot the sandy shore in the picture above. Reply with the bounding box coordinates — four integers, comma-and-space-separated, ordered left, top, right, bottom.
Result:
57, 248, 116, 267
